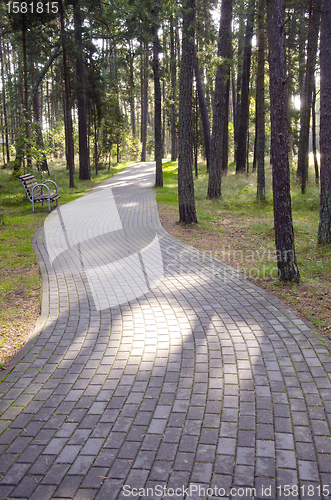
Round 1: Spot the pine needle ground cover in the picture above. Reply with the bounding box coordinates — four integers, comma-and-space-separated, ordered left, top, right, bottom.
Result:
156, 160, 331, 340
0, 160, 129, 368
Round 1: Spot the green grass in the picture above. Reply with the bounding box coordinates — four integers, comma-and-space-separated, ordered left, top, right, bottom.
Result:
0, 158, 130, 365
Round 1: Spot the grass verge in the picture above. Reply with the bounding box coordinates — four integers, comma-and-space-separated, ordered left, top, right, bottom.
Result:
156, 159, 331, 339
0, 159, 129, 368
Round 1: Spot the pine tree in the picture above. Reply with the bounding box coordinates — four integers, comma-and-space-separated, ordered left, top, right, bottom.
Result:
267, 0, 300, 281
207, 0, 232, 199
318, 0, 331, 244
178, 0, 197, 223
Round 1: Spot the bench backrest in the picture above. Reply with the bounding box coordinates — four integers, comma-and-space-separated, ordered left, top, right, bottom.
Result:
18, 174, 42, 201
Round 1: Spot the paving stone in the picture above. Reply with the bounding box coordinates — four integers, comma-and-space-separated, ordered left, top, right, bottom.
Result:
0, 162, 330, 499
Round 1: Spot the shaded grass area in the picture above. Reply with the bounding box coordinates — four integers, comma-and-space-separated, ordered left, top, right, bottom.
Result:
0, 159, 129, 368
156, 159, 331, 339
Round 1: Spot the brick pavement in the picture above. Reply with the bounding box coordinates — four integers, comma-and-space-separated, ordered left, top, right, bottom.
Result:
0, 161, 330, 500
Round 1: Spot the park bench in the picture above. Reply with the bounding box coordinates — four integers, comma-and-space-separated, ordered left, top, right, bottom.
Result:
18, 173, 60, 212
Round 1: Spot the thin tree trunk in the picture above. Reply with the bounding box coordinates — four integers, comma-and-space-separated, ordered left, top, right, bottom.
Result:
297, 0, 322, 193
194, 52, 211, 172
312, 81, 319, 183
73, 0, 90, 180
318, 0, 331, 244
234, 0, 245, 164
128, 47, 136, 138
256, 0, 265, 200
170, 14, 177, 161
33, 89, 49, 173
178, 0, 197, 223
267, 0, 299, 281
236, 0, 255, 174
222, 76, 230, 175
141, 41, 149, 162
94, 108, 98, 176
0, 31, 10, 165
207, 0, 232, 199
21, 16, 32, 171
60, 0, 75, 187
152, 0, 163, 187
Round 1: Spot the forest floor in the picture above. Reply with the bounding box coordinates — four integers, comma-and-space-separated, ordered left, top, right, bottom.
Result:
0, 158, 330, 369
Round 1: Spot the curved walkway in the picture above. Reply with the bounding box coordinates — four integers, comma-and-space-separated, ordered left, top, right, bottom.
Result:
0, 162, 330, 500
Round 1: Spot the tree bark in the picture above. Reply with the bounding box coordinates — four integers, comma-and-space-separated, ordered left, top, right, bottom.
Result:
141, 41, 149, 162
312, 81, 319, 183
170, 15, 177, 161
236, 0, 255, 174
318, 0, 331, 244
33, 89, 49, 173
127, 46, 136, 138
267, 0, 300, 281
194, 52, 211, 171
152, 0, 163, 187
207, 0, 232, 199
178, 0, 197, 223
297, 0, 321, 193
60, 0, 75, 187
256, 0, 265, 200
0, 31, 10, 165
234, 0, 245, 163
73, 0, 90, 180
22, 16, 32, 170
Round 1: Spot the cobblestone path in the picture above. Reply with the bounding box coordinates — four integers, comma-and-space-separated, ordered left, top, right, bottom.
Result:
0, 162, 330, 500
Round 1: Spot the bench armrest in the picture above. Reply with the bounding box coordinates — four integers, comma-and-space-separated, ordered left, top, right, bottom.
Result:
32, 183, 50, 201
43, 179, 58, 194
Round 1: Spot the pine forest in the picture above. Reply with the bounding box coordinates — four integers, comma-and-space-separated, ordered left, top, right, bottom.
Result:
0, 0, 331, 284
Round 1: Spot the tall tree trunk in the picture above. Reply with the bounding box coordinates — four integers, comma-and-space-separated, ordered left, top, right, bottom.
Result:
236, 0, 255, 174
170, 14, 177, 161
141, 41, 149, 162
60, 0, 75, 187
152, 0, 163, 187
33, 89, 48, 173
178, 0, 197, 223
234, 0, 245, 164
207, 0, 232, 199
267, 0, 299, 281
256, 0, 265, 200
16, 16, 32, 172
128, 47, 136, 138
0, 31, 10, 165
94, 108, 98, 176
195, 53, 211, 171
73, 0, 90, 180
312, 81, 319, 183
297, 0, 322, 193
222, 75, 230, 175
318, 0, 331, 244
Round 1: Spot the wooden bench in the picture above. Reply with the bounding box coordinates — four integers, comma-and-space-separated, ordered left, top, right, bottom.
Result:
18, 173, 60, 212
